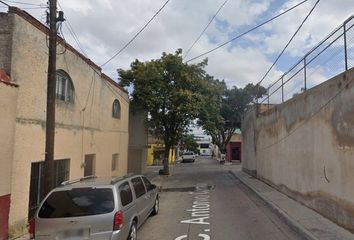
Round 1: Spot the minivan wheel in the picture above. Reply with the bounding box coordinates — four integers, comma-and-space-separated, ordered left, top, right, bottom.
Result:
151, 197, 159, 216
128, 222, 137, 240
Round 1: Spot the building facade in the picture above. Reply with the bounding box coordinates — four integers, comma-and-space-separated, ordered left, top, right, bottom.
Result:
194, 135, 212, 156
0, 8, 129, 239
225, 133, 242, 162
147, 135, 176, 166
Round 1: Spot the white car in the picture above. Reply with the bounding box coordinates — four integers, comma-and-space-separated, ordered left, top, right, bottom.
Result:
182, 152, 195, 163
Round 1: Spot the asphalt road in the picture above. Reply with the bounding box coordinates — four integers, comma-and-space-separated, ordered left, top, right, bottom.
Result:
139, 157, 304, 240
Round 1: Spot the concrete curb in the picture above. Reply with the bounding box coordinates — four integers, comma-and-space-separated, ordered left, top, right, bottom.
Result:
229, 170, 318, 240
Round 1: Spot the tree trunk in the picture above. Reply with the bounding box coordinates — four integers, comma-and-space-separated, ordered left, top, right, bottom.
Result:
160, 144, 170, 175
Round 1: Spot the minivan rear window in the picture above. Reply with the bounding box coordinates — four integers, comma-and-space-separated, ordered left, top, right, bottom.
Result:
38, 188, 114, 218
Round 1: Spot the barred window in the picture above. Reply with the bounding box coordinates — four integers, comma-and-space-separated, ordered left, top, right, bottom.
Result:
56, 70, 74, 103
112, 99, 121, 118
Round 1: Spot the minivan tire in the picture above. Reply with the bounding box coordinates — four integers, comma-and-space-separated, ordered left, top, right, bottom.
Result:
151, 197, 159, 216
128, 222, 137, 240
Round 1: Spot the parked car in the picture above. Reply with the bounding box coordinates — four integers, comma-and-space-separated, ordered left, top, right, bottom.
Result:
182, 151, 195, 163
28, 174, 159, 240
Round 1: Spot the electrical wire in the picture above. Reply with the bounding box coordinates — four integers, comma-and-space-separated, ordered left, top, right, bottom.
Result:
14, 6, 46, 9
63, 52, 84, 109
1, 0, 44, 6
57, 22, 67, 55
64, 21, 88, 57
0, 0, 10, 7
260, 14, 354, 105
57, 1, 88, 57
257, 0, 320, 86
237, 0, 319, 108
259, 74, 353, 151
61, 30, 128, 101
100, 0, 171, 67
185, 0, 310, 63
184, 0, 228, 60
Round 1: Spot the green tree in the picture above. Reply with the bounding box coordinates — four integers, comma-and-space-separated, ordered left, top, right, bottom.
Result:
198, 83, 266, 154
180, 134, 199, 154
118, 49, 208, 175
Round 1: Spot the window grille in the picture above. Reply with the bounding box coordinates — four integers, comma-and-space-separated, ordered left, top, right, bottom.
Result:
55, 70, 74, 103
112, 99, 121, 118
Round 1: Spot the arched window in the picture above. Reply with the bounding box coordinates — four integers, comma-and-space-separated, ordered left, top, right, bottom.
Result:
112, 99, 121, 119
55, 70, 74, 103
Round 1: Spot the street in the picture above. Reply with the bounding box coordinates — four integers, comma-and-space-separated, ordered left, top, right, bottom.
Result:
140, 157, 303, 240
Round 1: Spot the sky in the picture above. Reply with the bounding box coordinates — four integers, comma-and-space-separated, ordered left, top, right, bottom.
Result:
1, 0, 354, 101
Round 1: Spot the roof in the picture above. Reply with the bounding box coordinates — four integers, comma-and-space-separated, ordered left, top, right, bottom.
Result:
101, 73, 128, 94
0, 69, 18, 87
6, 7, 127, 94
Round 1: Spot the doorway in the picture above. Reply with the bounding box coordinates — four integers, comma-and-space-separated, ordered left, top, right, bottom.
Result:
232, 147, 241, 161
84, 154, 96, 176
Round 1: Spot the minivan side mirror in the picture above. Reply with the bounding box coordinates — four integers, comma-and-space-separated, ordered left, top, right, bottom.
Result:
151, 184, 157, 190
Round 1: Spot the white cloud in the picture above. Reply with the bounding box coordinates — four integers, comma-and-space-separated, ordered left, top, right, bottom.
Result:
2, 0, 354, 91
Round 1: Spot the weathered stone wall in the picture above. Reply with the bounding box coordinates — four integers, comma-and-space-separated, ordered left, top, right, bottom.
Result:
242, 68, 354, 231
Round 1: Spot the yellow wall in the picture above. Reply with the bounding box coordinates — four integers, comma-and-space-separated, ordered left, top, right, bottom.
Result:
0, 83, 18, 197
230, 133, 242, 142
147, 144, 175, 166
1, 12, 129, 236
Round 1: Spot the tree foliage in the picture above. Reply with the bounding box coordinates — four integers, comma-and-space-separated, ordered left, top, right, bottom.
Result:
179, 134, 199, 154
118, 49, 208, 174
198, 83, 266, 154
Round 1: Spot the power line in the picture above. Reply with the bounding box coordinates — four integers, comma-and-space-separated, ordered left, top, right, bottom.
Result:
184, 0, 228, 60
57, 4, 127, 101
257, 0, 320, 86
57, 1, 88, 57
0, 0, 10, 7
64, 21, 88, 57
260, 73, 353, 151
63, 47, 127, 106
0, 0, 46, 9
185, 0, 310, 63
1, 0, 44, 6
100, 0, 171, 67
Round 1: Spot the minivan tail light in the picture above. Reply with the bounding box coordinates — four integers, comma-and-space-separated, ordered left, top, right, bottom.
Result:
113, 211, 124, 230
28, 218, 35, 239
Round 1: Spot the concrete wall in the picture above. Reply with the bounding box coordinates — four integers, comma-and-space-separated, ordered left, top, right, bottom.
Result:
0, 13, 13, 73
242, 109, 257, 176
0, 9, 129, 236
242, 68, 354, 231
128, 110, 147, 174
0, 12, 17, 240
0, 83, 18, 240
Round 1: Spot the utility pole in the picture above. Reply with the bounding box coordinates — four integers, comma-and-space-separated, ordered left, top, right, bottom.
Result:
44, 0, 58, 195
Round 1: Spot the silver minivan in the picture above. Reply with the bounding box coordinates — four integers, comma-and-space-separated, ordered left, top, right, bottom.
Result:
29, 174, 159, 240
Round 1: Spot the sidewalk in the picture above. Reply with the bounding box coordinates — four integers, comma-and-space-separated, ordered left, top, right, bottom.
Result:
230, 170, 354, 240
144, 165, 176, 189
